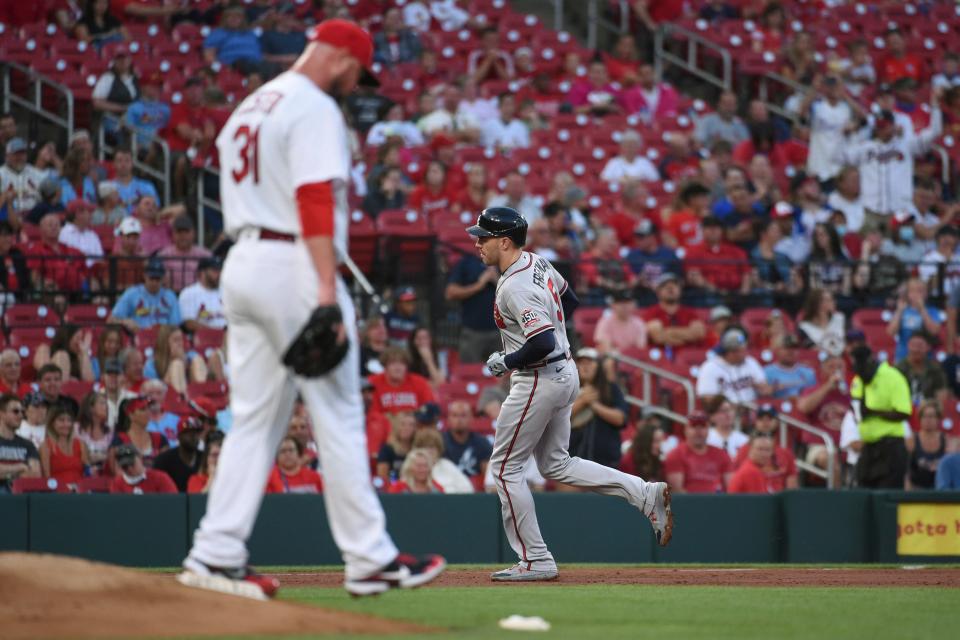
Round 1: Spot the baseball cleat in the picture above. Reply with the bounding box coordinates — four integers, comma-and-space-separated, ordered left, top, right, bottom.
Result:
647, 482, 674, 547
490, 561, 559, 582
177, 557, 280, 600
345, 553, 446, 597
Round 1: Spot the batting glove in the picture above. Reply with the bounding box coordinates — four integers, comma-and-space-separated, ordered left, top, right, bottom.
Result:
486, 351, 509, 377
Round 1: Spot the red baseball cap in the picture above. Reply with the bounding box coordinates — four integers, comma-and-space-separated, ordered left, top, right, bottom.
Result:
177, 416, 203, 435
307, 19, 379, 87
189, 396, 219, 420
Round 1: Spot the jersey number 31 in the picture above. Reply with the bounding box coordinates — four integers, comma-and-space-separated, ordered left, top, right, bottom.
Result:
231, 125, 260, 184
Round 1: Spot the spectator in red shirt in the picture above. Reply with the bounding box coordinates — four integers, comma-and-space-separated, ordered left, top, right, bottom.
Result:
795, 354, 848, 473
604, 181, 658, 248
363, 378, 391, 463
431, 134, 467, 191
642, 272, 707, 349
880, 28, 923, 83
663, 411, 732, 493
368, 347, 436, 416
467, 27, 514, 83
39, 405, 89, 486
657, 133, 701, 181
733, 404, 798, 490
750, 2, 786, 54
662, 181, 711, 249
109, 442, 177, 494
0, 349, 32, 397
683, 216, 750, 294
728, 435, 778, 493
266, 436, 324, 494
578, 227, 637, 297
604, 34, 642, 83
407, 160, 454, 216
166, 78, 212, 198
26, 212, 89, 293
388, 448, 444, 494
187, 430, 223, 494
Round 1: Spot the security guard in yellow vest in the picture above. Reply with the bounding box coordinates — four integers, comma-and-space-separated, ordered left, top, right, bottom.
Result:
850, 345, 911, 488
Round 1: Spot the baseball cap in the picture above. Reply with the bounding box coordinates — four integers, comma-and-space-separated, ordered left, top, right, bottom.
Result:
102, 358, 122, 375
172, 215, 194, 231
397, 286, 416, 302
177, 416, 203, 435
719, 328, 748, 352
757, 403, 778, 418
124, 396, 150, 413
688, 411, 709, 427
116, 216, 142, 236
67, 199, 94, 214
633, 218, 657, 237
654, 272, 680, 289
189, 396, 219, 421
22, 391, 47, 408
198, 256, 223, 271
39, 176, 60, 200
414, 402, 440, 425
576, 347, 599, 360
5, 137, 26, 154
429, 133, 456, 151
610, 289, 633, 303
709, 306, 732, 322
145, 257, 166, 278
114, 443, 139, 467
308, 19, 379, 87
773, 201, 794, 218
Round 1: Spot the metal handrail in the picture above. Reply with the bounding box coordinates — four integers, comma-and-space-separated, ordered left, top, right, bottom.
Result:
757, 70, 808, 123
609, 350, 696, 417
196, 165, 222, 247
1, 60, 74, 141
97, 114, 172, 206
654, 22, 733, 91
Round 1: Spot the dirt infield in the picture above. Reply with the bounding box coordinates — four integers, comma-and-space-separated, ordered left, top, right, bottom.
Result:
0, 553, 427, 639
279, 566, 960, 589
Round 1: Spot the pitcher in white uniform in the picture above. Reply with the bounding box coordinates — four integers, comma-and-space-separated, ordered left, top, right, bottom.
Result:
468, 207, 674, 582
177, 20, 444, 600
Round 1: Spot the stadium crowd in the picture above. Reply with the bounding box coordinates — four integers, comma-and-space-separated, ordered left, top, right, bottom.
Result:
2, 0, 960, 496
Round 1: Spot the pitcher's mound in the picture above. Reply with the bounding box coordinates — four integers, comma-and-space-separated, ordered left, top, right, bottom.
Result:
0, 553, 428, 639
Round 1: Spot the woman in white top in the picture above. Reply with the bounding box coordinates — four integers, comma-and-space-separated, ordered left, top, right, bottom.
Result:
705, 398, 749, 459
798, 289, 846, 356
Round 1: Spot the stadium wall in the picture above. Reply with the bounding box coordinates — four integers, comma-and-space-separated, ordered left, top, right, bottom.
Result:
2, 492, 959, 566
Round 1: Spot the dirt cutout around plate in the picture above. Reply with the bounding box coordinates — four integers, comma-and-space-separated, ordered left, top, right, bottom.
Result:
0, 553, 429, 640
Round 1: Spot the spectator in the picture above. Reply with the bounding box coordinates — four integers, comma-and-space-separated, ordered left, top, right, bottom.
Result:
111, 216, 145, 290
487, 171, 542, 222
166, 78, 212, 199
26, 211, 88, 293
58, 146, 97, 206
657, 133, 701, 181
808, 223, 850, 296
376, 410, 416, 483
905, 401, 950, 490
764, 335, 816, 399
151, 417, 204, 493
266, 436, 324, 494
418, 87, 480, 142
33, 325, 94, 383
619, 418, 664, 479
76, 391, 112, 475
123, 74, 170, 151
365, 103, 425, 147
798, 289, 846, 356
99, 358, 128, 428
113, 396, 168, 466
24, 177, 64, 226
58, 200, 103, 268
39, 405, 89, 486
935, 452, 960, 489
285, 408, 317, 470
158, 216, 212, 293
384, 287, 420, 345
569, 60, 623, 117
837, 39, 875, 97
112, 148, 160, 213
179, 256, 225, 332
389, 448, 444, 494
145, 325, 208, 396
526, 218, 560, 261
750, 219, 799, 301
919, 226, 960, 299
134, 195, 179, 255
579, 227, 636, 298
359, 315, 388, 377
600, 131, 658, 184
480, 93, 530, 150
700, 1, 739, 23
467, 27, 514, 83
91, 45, 139, 124
604, 33, 641, 83
827, 166, 865, 234
727, 435, 780, 494
604, 181, 654, 247
408, 161, 454, 215
750, 1, 786, 53
569, 349, 628, 468
626, 219, 680, 293
879, 28, 923, 84
455, 163, 494, 215
850, 345, 911, 488
643, 272, 707, 349
373, 7, 422, 67
109, 257, 181, 332
0, 393, 40, 492
0, 137, 46, 213
594, 291, 647, 354
683, 216, 751, 295
733, 404, 798, 489
662, 181, 710, 249
896, 331, 948, 409
705, 397, 749, 459
0, 350, 30, 397
458, 78, 500, 123
625, 63, 680, 122
696, 328, 770, 404
109, 443, 177, 494
16, 392, 48, 450
0, 113, 14, 151
445, 253, 500, 364
362, 167, 407, 218
711, 182, 766, 245
259, 6, 307, 69
693, 90, 749, 147
36, 363, 80, 417
187, 430, 223, 493
91, 181, 126, 226
663, 412, 732, 493
411, 429, 473, 494
704, 306, 736, 349
442, 399, 492, 484
800, 75, 862, 184
368, 347, 436, 416
887, 277, 944, 361
141, 379, 180, 445
344, 84, 392, 137
881, 211, 927, 265
203, 5, 263, 71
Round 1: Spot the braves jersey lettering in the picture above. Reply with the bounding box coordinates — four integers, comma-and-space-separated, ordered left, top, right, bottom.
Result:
495, 252, 570, 359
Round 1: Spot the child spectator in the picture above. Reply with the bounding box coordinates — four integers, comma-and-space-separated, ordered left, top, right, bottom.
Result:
109, 443, 176, 494
376, 411, 416, 483
39, 405, 89, 486
663, 412, 732, 493
266, 436, 324, 494
388, 448, 444, 494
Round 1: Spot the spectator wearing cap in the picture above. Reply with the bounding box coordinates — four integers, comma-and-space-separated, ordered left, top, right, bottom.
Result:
122, 72, 170, 150
696, 328, 771, 404
203, 5, 263, 71
662, 182, 710, 250
880, 210, 926, 265
158, 215, 212, 292
152, 414, 205, 492
109, 443, 177, 494
600, 131, 659, 184
16, 392, 48, 450
683, 216, 751, 296
479, 93, 530, 151
26, 212, 89, 293
626, 219, 680, 294
0, 392, 40, 491
733, 405, 798, 490
693, 90, 749, 147
887, 277, 944, 362
24, 176, 65, 226
92, 44, 140, 123
442, 399, 492, 485
91, 180, 126, 226
108, 257, 182, 332
384, 287, 420, 345
112, 395, 169, 468
663, 412, 733, 494
570, 348, 629, 469
919, 226, 960, 299
445, 251, 501, 364
179, 256, 225, 332
594, 291, 647, 354
408, 328, 445, 387
372, 7, 422, 67
764, 335, 817, 400
0, 349, 31, 398
0, 221, 28, 300
413, 402, 441, 432
59, 199, 103, 266
111, 216, 145, 290
896, 331, 948, 409
1, 137, 47, 214
704, 397, 749, 459
75, 0, 128, 46
467, 26, 514, 83
487, 171, 542, 223
643, 272, 707, 350
579, 227, 637, 299
368, 347, 436, 416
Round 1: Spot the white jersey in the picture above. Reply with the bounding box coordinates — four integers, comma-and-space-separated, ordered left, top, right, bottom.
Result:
494, 252, 570, 363
695, 355, 766, 404
216, 71, 350, 256
806, 99, 852, 181
0, 164, 46, 211
179, 282, 226, 329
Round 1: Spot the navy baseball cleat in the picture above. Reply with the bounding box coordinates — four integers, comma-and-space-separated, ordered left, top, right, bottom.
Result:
178, 557, 280, 600
345, 553, 446, 597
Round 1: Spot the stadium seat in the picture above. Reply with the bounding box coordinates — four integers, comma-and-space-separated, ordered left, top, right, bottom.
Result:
63, 304, 111, 326
77, 476, 113, 493
11, 477, 62, 494
61, 380, 94, 403
3, 304, 59, 329
191, 328, 225, 354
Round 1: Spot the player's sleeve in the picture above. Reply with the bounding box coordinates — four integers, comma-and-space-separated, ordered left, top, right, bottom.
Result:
499, 284, 554, 339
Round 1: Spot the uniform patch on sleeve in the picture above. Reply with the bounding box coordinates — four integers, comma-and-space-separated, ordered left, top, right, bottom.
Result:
520, 308, 541, 328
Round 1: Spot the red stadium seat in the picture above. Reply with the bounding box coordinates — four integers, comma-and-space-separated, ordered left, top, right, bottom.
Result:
63, 304, 112, 326
77, 476, 113, 493
11, 477, 63, 494
3, 304, 59, 329
61, 380, 94, 403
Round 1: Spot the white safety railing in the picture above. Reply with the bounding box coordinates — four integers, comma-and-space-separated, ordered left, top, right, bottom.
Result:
1, 60, 74, 141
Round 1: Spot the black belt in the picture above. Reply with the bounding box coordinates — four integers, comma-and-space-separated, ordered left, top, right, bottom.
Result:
519, 351, 571, 371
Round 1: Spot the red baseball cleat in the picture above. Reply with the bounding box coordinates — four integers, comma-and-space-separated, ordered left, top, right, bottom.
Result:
345, 553, 446, 596
178, 557, 280, 600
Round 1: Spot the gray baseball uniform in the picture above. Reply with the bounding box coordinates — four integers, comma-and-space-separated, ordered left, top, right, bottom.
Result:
491, 251, 656, 566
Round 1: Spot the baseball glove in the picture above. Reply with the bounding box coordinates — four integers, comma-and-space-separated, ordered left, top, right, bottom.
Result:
282, 305, 349, 377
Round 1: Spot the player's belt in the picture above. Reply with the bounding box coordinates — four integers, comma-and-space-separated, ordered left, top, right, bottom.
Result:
518, 351, 571, 371
239, 227, 297, 242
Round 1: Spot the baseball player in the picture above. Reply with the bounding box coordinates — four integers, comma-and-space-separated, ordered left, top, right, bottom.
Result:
177, 20, 445, 600
467, 207, 673, 581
